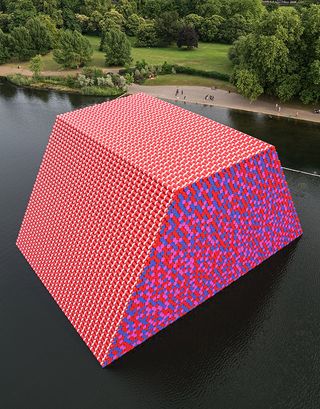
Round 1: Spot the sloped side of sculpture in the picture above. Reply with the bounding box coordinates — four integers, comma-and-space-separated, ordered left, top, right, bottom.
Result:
16, 117, 173, 366
105, 147, 302, 365
16, 93, 303, 367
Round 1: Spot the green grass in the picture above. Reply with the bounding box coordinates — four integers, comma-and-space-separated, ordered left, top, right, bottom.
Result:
85, 35, 232, 73
145, 74, 236, 91
7, 52, 60, 71
131, 42, 232, 74
85, 35, 107, 68
6, 35, 232, 76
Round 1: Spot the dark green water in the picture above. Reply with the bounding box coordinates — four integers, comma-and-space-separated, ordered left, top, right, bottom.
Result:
0, 78, 319, 409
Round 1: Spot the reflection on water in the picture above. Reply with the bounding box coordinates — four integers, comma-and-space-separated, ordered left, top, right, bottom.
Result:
0, 78, 320, 409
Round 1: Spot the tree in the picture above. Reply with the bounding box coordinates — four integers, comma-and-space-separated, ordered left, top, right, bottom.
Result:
80, 0, 111, 16
61, 8, 81, 31
177, 26, 198, 49
276, 74, 301, 102
0, 12, 10, 32
232, 68, 263, 101
184, 13, 204, 32
141, 0, 176, 19
6, 0, 36, 29
258, 7, 303, 47
223, 0, 264, 19
218, 14, 253, 44
266, 3, 279, 12
99, 10, 125, 33
125, 13, 145, 36
136, 21, 159, 47
176, 0, 196, 17
196, 0, 222, 17
155, 10, 181, 46
115, 0, 137, 19
29, 54, 43, 78
26, 17, 52, 54
104, 28, 131, 66
11, 26, 35, 60
199, 15, 224, 42
231, 34, 289, 88
53, 30, 93, 68
0, 28, 12, 63
75, 13, 90, 32
229, 3, 320, 104
37, 14, 59, 47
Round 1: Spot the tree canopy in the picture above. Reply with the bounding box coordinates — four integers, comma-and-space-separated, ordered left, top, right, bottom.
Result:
103, 28, 131, 66
53, 29, 92, 68
177, 25, 198, 49
229, 5, 320, 104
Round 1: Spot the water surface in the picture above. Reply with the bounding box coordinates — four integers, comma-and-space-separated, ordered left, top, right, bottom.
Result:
0, 79, 319, 409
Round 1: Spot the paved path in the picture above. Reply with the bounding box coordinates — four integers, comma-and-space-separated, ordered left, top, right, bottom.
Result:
128, 84, 320, 124
1, 64, 319, 124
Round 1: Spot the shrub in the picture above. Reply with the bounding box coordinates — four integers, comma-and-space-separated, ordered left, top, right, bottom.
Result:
96, 76, 114, 87
173, 65, 230, 81
76, 74, 94, 87
82, 66, 104, 80
81, 86, 123, 97
7, 74, 32, 86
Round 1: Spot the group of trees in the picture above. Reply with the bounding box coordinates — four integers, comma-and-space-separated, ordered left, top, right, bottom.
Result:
0, 14, 55, 63
129, 0, 265, 47
230, 5, 320, 104
0, 0, 320, 103
0, 0, 266, 64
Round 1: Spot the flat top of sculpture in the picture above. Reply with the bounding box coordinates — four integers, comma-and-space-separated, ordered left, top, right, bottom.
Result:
58, 93, 271, 190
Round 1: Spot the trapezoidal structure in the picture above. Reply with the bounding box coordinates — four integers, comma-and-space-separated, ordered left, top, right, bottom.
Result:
17, 93, 302, 366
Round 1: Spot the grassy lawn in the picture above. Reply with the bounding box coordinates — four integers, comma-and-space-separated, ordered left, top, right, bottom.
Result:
7, 51, 60, 71
85, 35, 106, 68
85, 36, 232, 73
145, 74, 236, 91
132, 43, 232, 74
5, 35, 232, 76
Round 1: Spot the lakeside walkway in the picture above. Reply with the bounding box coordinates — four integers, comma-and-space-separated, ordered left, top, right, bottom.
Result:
1, 63, 319, 124
129, 84, 320, 124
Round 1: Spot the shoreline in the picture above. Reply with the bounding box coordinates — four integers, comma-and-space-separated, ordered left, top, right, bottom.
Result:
165, 96, 319, 126
1, 70, 319, 124
2, 75, 124, 98
128, 84, 320, 125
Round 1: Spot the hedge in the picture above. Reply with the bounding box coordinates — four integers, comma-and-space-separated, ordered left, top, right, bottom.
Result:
173, 65, 230, 82
120, 63, 230, 82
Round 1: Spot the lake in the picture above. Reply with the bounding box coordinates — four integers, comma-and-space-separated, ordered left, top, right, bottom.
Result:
0, 78, 319, 409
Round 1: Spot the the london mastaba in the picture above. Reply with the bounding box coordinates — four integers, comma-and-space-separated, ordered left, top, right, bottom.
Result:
17, 93, 302, 366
